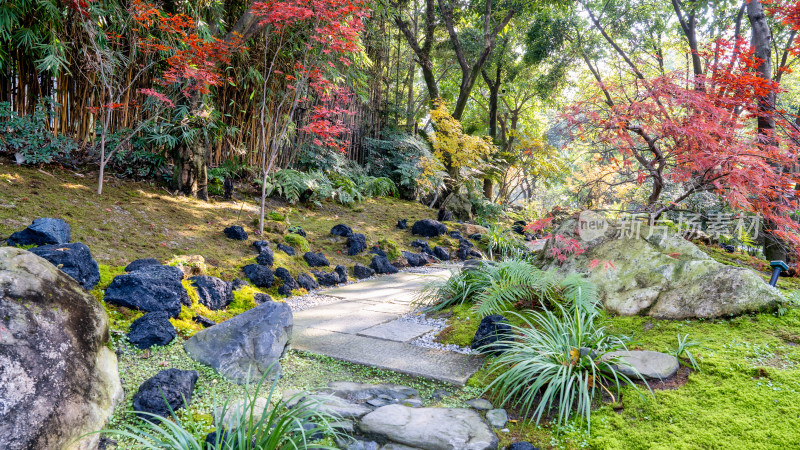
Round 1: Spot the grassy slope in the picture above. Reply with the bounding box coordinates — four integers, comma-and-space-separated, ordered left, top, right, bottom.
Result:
0, 164, 478, 444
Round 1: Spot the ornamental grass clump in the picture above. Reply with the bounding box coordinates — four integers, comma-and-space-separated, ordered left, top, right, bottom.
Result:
97, 364, 338, 449
484, 301, 647, 431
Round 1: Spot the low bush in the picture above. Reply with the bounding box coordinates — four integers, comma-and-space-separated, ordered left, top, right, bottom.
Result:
0, 99, 77, 164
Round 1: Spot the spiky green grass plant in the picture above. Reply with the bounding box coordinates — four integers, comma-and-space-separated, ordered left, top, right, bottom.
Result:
97, 367, 338, 449
484, 303, 647, 431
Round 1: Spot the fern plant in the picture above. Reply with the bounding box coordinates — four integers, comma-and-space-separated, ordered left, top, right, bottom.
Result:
266, 169, 307, 204
419, 259, 600, 318
356, 175, 398, 198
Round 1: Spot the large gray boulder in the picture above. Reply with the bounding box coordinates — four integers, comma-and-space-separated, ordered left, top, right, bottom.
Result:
359, 405, 498, 450
538, 212, 783, 319
0, 247, 122, 450
184, 301, 292, 383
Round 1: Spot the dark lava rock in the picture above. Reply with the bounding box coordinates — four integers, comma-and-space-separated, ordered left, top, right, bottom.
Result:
253, 240, 271, 253
508, 443, 539, 450
254, 293, 273, 304
224, 226, 248, 240
354, 263, 375, 279
335, 265, 348, 283
457, 244, 481, 261
277, 243, 295, 256
256, 247, 274, 267
313, 270, 341, 287
411, 219, 447, 237
126, 311, 177, 350
511, 220, 527, 235
29, 242, 101, 290
471, 315, 513, 355
205, 430, 234, 449
720, 243, 735, 253
230, 279, 248, 291
397, 219, 408, 230
0, 248, 122, 450
104, 264, 188, 317
189, 275, 234, 310
330, 224, 353, 237
242, 264, 274, 288
304, 252, 330, 267
369, 246, 387, 258
193, 315, 216, 328
468, 233, 483, 241
125, 258, 161, 272
132, 369, 199, 421
275, 267, 299, 297
433, 246, 450, 261
297, 273, 319, 291
402, 251, 429, 267
410, 239, 434, 256
437, 208, 453, 222
184, 302, 292, 383
288, 226, 307, 237
448, 230, 464, 240
7, 217, 71, 247
347, 233, 367, 256
370, 255, 398, 274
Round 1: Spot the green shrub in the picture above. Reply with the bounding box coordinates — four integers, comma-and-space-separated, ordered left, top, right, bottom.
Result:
484, 303, 646, 430
285, 234, 310, 252
0, 99, 77, 164
97, 364, 338, 449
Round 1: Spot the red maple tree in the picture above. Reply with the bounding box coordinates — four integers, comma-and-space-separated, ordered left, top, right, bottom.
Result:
567, 37, 800, 252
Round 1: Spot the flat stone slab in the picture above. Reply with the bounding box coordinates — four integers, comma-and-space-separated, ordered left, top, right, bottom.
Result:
358, 404, 499, 450
358, 320, 434, 342
292, 327, 483, 385
603, 350, 680, 380
312, 310, 397, 334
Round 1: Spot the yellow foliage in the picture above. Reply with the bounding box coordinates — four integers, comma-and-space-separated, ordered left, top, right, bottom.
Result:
430, 99, 495, 180
509, 130, 563, 181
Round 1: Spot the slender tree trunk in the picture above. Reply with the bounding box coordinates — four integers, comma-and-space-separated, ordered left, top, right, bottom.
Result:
748, 0, 786, 261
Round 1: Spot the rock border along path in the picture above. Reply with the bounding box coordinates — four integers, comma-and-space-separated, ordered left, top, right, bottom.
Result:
291, 268, 484, 385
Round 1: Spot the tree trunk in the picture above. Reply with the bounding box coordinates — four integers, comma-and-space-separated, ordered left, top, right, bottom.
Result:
748, 0, 784, 260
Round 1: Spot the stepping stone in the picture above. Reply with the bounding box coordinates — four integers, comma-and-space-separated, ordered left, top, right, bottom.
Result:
292, 327, 484, 385
603, 350, 680, 380
282, 391, 372, 419
466, 398, 493, 411
358, 301, 415, 314
486, 409, 508, 429
358, 404, 498, 450
312, 310, 397, 334
357, 320, 434, 342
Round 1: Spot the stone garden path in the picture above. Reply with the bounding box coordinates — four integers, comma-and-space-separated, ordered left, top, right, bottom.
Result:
291, 269, 485, 385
